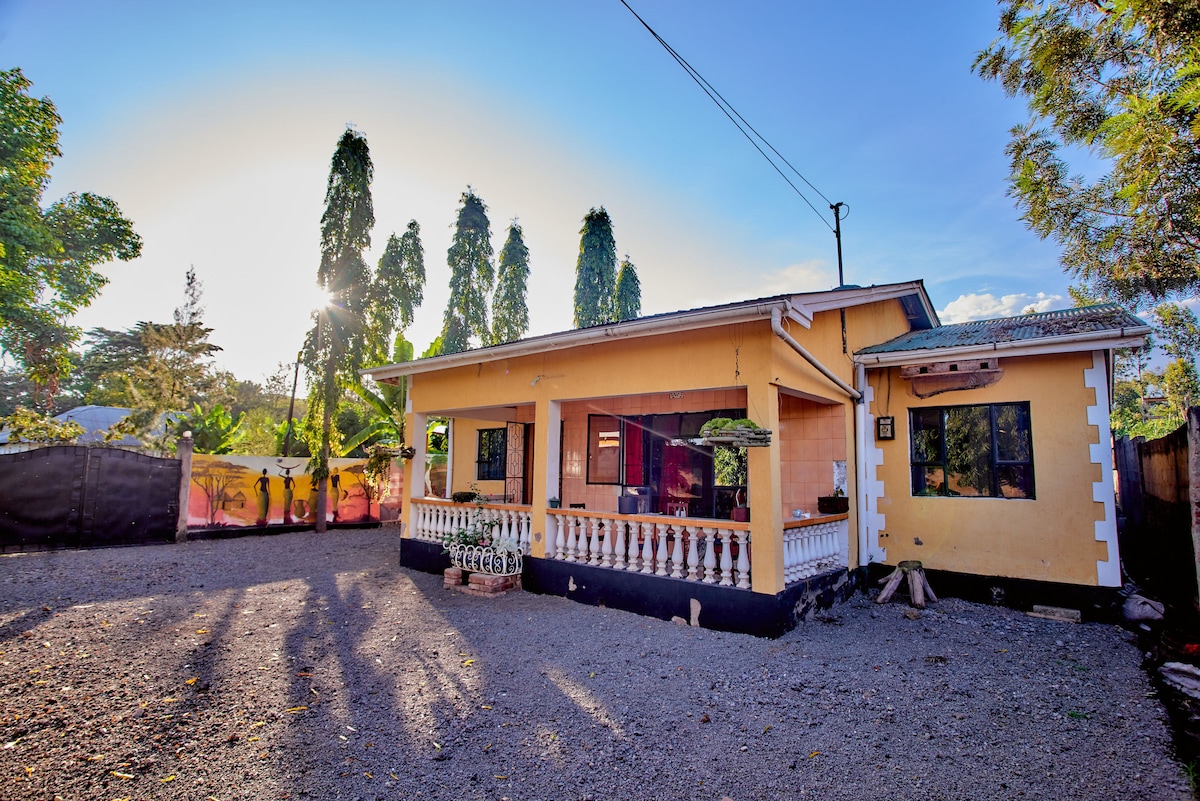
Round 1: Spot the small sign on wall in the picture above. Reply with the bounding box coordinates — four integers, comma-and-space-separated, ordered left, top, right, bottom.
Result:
876, 416, 895, 440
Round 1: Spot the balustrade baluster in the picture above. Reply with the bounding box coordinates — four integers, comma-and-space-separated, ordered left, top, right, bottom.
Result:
564, 514, 578, 562
613, 519, 627, 570
701, 527, 718, 584
521, 511, 532, 553
654, 523, 669, 576
717, 528, 734, 586
735, 530, 751, 589
669, 524, 685, 578
588, 518, 602, 566
686, 527, 701, 581
636, 521, 653, 574
546, 513, 559, 558
600, 519, 614, 567
626, 520, 642, 570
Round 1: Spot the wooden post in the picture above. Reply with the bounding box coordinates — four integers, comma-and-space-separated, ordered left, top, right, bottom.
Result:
175, 433, 193, 543
1189, 407, 1200, 611
876, 559, 937, 608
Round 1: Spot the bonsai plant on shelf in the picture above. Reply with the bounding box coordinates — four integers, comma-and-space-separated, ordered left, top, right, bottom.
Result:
699, 417, 772, 447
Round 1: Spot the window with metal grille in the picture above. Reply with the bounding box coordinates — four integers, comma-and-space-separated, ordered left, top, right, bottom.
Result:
476, 428, 507, 481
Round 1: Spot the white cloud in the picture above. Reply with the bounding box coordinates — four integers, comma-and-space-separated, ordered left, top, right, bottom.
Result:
938, 292, 1063, 324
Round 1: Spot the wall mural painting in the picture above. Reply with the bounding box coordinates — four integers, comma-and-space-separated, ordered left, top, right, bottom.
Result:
188, 455, 376, 529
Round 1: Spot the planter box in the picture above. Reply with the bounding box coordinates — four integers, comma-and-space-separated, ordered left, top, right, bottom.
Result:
447, 543, 523, 576
817, 496, 849, 514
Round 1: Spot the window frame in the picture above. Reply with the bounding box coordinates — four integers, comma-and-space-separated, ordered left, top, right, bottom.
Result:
909, 401, 1034, 499
475, 427, 507, 482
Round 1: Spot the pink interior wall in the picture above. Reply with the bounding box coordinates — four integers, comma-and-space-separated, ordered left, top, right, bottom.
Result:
778, 395, 846, 518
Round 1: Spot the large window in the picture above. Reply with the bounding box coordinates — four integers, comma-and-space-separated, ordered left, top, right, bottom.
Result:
910, 402, 1033, 499
476, 428, 507, 481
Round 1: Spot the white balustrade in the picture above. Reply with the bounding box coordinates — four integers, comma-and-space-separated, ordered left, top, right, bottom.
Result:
782, 518, 848, 584
409, 500, 533, 554
546, 511, 751, 590
411, 501, 846, 592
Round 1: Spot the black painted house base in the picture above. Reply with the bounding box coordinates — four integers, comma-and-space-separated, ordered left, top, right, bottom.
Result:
398, 537, 861, 639
864, 563, 1124, 623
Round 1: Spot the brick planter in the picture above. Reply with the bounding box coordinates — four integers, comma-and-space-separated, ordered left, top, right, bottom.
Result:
443, 566, 522, 597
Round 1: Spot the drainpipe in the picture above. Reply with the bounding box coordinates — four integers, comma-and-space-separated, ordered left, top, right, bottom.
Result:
854, 362, 870, 567
771, 306, 867, 569
770, 307, 860, 401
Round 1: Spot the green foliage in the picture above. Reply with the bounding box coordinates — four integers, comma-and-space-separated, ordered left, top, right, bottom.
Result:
421, 336, 444, 359
974, 1, 1200, 306
0, 406, 83, 443
1153, 302, 1200, 361
341, 379, 404, 455
1162, 357, 1200, 418
614, 255, 642, 322
713, 445, 748, 487
369, 220, 425, 365
441, 189, 495, 354
491, 222, 530, 344
573, 207, 617, 328
173, 403, 245, 454
0, 68, 142, 403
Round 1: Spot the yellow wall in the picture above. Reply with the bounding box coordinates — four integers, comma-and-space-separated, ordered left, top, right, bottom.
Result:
867, 352, 1108, 585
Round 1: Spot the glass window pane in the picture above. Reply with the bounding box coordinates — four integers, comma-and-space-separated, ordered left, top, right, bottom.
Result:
995, 404, 1032, 462
944, 406, 993, 496
910, 408, 943, 463
913, 465, 946, 496
998, 464, 1034, 499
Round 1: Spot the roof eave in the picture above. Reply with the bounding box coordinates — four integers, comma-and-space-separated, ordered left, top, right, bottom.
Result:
854, 326, 1152, 367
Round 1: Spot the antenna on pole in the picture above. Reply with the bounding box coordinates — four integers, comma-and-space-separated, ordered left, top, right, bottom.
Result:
831, 201, 846, 286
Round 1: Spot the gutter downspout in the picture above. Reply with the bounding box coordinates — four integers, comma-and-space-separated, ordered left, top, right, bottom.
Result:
771, 306, 868, 569
770, 307, 861, 401
854, 362, 870, 567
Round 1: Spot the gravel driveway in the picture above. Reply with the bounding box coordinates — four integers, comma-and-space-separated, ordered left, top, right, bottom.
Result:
0, 527, 1190, 800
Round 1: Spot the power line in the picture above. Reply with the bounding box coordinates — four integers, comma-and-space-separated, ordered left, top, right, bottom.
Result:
618, 0, 835, 232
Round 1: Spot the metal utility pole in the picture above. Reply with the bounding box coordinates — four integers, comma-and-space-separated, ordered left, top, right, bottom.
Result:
831, 201, 846, 287
282, 351, 301, 458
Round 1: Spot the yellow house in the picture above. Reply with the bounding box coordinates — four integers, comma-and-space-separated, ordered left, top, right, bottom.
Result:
363, 282, 1149, 636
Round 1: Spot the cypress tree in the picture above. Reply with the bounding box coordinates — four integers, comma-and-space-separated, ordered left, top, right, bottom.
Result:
492, 222, 531, 344
614, 254, 641, 322
442, 189, 494, 354
573, 207, 617, 328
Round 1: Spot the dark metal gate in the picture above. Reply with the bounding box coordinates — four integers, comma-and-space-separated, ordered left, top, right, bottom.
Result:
0, 446, 180, 551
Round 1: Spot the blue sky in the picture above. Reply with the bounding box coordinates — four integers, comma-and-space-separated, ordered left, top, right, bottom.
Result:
1, 1, 1072, 383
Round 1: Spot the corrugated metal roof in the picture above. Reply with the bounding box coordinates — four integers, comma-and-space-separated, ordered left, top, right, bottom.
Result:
857, 304, 1148, 355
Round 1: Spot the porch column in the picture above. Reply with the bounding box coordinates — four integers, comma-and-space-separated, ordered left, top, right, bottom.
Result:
747, 383, 785, 594
403, 411, 428, 539
529, 398, 561, 558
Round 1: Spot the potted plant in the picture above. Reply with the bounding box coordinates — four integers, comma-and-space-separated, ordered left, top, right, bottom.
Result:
547, 497, 561, 509
817, 487, 849, 514
731, 487, 750, 522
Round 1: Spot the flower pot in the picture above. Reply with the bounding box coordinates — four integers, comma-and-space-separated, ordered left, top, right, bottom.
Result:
731, 507, 750, 522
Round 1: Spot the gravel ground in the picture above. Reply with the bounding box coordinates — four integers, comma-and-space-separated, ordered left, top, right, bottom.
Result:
0, 527, 1190, 801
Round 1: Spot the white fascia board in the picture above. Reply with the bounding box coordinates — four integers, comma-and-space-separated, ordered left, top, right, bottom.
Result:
854, 328, 1151, 367
362, 300, 790, 382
